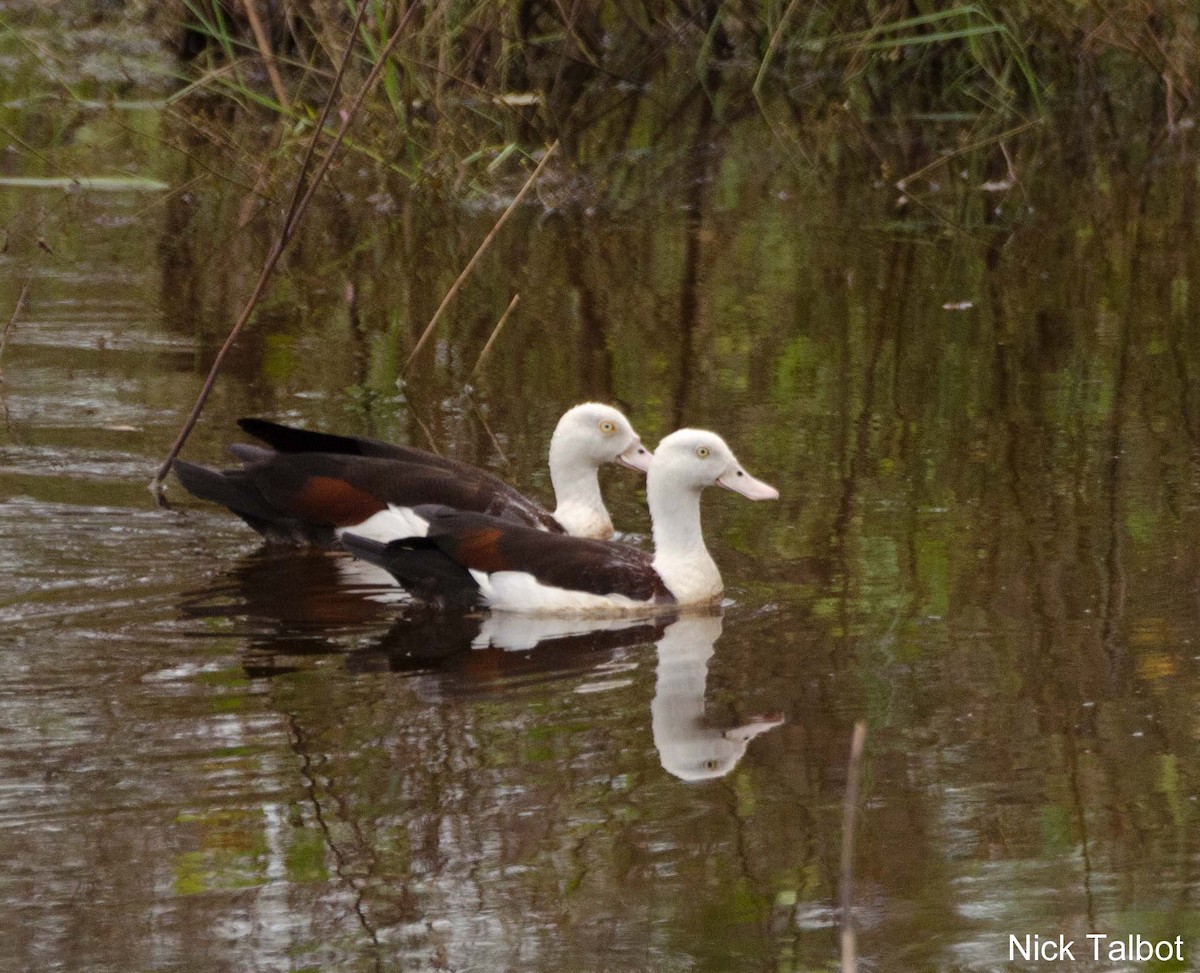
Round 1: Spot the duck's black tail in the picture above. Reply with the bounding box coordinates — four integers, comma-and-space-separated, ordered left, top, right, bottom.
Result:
174, 460, 334, 547
237, 418, 380, 457
341, 533, 480, 608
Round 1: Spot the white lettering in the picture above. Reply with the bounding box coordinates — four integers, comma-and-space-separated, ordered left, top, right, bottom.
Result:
1010, 935, 1030, 961
1011, 931, 1183, 963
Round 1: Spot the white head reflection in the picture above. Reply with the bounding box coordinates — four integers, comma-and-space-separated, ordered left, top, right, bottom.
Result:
651, 614, 784, 781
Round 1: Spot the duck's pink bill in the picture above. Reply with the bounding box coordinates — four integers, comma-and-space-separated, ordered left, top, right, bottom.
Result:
617, 440, 653, 473
717, 468, 779, 501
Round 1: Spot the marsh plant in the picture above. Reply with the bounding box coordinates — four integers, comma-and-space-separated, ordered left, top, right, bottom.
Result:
160, 0, 1196, 181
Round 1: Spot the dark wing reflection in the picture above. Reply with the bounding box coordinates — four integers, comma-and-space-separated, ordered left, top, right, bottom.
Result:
177, 549, 404, 675
652, 614, 785, 781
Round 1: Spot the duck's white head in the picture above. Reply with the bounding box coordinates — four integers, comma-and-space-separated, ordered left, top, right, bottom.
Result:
647, 429, 779, 501
550, 403, 650, 473
549, 403, 650, 538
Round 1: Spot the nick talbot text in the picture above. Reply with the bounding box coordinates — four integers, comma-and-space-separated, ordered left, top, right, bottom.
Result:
1009, 934, 1183, 963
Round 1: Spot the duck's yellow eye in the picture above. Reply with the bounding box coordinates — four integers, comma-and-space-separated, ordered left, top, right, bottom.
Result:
599, 420, 616, 434
696, 446, 710, 459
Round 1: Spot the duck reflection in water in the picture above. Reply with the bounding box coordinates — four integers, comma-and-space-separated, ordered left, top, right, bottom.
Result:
182, 552, 783, 778
348, 611, 669, 700
360, 611, 783, 778
652, 614, 785, 781
178, 548, 400, 675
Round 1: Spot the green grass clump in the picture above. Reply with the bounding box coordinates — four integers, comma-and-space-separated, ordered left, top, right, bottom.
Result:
161, 0, 1196, 190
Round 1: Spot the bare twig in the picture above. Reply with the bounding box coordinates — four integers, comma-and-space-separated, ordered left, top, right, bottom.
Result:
467, 293, 520, 384
240, 0, 291, 111
404, 141, 559, 374
0, 280, 31, 384
0, 122, 79, 183
285, 8, 420, 239
840, 720, 867, 973
151, 0, 420, 493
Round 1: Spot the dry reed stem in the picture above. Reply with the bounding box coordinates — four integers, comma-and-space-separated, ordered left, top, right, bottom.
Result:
467, 292, 520, 383
404, 141, 559, 374
895, 119, 1041, 191
0, 280, 31, 384
240, 0, 290, 110
151, 0, 417, 493
840, 720, 867, 973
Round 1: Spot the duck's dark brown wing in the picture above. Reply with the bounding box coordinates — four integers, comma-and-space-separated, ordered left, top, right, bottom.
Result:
236, 419, 562, 532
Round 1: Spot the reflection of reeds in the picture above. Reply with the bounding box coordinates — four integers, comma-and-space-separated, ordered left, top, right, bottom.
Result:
839, 720, 867, 973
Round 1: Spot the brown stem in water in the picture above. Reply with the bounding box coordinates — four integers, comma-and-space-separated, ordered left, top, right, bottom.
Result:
151, 0, 419, 493
0, 279, 31, 383
840, 720, 867, 973
467, 292, 520, 384
404, 141, 559, 374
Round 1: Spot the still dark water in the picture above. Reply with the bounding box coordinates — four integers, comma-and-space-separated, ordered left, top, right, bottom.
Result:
3, 9, 1200, 973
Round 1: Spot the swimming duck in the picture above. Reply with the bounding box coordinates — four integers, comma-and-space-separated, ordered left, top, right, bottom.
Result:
174, 403, 650, 546
340, 428, 778, 614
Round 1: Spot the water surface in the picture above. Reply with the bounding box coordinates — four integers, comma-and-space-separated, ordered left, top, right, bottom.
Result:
2, 8, 1200, 973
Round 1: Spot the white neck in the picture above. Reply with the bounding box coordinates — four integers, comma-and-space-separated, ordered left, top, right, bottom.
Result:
648, 474, 722, 604
549, 438, 612, 539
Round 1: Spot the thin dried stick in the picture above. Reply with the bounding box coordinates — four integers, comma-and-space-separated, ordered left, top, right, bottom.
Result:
241, 0, 290, 110
151, 0, 418, 493
840, 721, 867, 973
404, 141, 559, 374
895, 119, 1041, 191
285, 7, 420, 239
0, 280, 31, 384
467, 292, 520, 384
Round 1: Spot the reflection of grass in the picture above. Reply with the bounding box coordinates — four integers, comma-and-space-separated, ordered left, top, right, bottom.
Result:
173, 807, 271, 896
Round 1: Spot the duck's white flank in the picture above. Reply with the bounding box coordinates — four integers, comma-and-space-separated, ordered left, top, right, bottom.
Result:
336, 504, 430, 542
469, 569, 650, 615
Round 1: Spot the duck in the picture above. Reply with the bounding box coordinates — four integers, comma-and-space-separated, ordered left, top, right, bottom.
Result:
173, 403, 651, 547
340, 428, 779, 615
